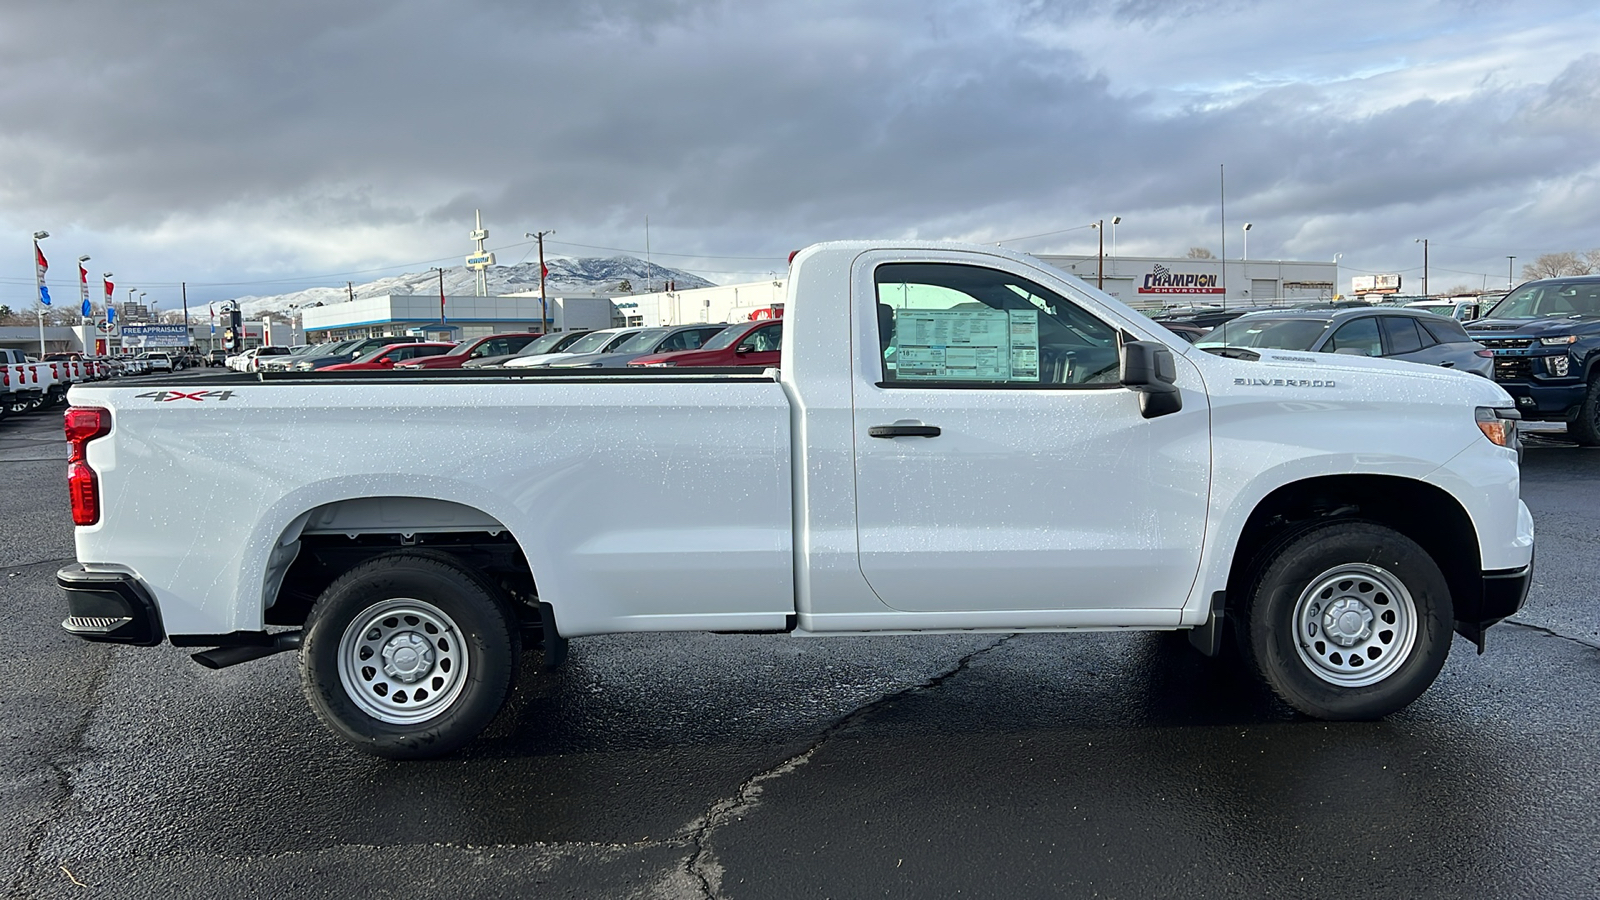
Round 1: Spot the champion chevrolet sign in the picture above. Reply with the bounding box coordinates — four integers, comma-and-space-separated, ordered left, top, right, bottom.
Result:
1137, 264, 1223, 295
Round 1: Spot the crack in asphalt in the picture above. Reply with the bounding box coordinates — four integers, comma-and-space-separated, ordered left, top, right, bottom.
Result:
1503, 617, 1600, 652
2, 644, 114, 897
3, 556, 77, 574
668, 635, 1015, 900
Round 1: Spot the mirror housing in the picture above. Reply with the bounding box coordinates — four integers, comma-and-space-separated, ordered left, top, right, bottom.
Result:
1120, 341, 1182, 419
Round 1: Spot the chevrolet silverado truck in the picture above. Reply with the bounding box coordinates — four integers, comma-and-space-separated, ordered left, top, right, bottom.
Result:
1464, 275, 1600, 444
58, 242, 1534, 758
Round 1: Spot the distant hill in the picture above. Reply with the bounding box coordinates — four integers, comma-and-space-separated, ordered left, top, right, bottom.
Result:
232, 256, 714, 318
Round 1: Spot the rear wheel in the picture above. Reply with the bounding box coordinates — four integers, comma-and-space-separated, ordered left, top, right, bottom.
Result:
301, 550, 519, 759
1241, 522, 1452, 720
1567, 376, 1600, 446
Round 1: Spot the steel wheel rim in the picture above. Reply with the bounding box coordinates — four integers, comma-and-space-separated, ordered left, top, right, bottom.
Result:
337, 597, 469, 725
1291, 562, 1418, 688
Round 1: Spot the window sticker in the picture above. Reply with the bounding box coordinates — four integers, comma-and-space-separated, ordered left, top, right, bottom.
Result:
894, 307, 1040, 382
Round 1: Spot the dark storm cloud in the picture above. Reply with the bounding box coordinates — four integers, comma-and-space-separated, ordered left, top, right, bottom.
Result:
1, 0, 1597, 292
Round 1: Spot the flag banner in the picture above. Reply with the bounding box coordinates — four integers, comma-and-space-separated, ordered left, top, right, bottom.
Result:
35, 241, 50, 306
80, 263, 91, 316
104, 278, 114, 301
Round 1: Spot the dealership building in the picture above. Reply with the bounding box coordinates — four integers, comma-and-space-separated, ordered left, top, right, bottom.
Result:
299, 294, 620, 343
1037, 254, 1338, 310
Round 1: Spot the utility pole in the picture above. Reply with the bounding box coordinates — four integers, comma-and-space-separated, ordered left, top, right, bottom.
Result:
1416, 238, 1429, 297
347, 282, 354, 303
431, 267, 446, 325
181, 282, 189, 352
1507, 256, 1515, 289
1219, 164, 1228, 305
526, 230, 555, 332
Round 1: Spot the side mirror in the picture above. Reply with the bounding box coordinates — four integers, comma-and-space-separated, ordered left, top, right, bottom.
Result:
734, 345, 752, 354
1120, 341, 1182, 419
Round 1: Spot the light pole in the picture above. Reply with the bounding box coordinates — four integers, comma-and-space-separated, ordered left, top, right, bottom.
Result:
1333, 253, 1343, 297
1507, 256, 1515, 289
525, 230, 555, 332
1109, 216, 1121, 259
1090, 220, 1105, 289
1242, 223, 1252, 263
32, 230, 50, 355
1415, 238, 1429, 297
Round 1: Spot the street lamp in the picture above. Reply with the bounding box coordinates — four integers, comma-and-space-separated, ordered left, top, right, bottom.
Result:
1415, 238, 1429, 297
1109, 216, 1121, 259
1242, 223, 1252, 262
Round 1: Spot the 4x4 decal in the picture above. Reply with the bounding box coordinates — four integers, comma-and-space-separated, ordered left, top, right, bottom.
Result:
133, 390, 238, 402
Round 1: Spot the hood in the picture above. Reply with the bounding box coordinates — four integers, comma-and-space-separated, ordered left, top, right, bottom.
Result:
1467, 316, 1600, 337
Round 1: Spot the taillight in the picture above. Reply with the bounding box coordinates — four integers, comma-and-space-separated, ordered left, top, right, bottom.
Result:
50, 363, 59, 378
65, 407, 112, 526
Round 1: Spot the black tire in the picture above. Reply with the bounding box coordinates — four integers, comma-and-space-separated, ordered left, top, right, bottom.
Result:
300, 550, 520, 759
1240, 521, 1452, 720
1567, 376, 1600, 446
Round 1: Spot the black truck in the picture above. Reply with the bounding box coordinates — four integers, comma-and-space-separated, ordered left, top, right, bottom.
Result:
1465, 275, 1600, 444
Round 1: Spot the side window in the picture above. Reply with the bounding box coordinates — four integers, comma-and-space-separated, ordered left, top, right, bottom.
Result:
418, 345, 451, 357
1421, 317, 1471, 344
1414, 319, 1438, 348
874, 263, 1120, 386
1325, 318, 1381, 356
1379, 316, 1423, 355
738, 323, 783, 352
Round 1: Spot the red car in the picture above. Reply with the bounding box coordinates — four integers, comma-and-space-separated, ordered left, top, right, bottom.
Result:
322, 342, 458, 371
394, 332, 545, 369
628, 319, 782, 368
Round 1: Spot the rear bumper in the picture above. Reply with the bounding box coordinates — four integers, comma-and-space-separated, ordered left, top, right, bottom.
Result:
57, 564, 165, 646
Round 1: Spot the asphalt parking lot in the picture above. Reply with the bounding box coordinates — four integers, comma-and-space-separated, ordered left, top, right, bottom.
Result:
2, 378, 1597, 900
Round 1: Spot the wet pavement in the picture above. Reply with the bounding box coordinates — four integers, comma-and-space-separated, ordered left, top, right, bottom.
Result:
2, 391, 1596, 899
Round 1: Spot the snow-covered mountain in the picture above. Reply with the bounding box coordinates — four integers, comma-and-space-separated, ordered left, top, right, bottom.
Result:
232, 256, 715, 318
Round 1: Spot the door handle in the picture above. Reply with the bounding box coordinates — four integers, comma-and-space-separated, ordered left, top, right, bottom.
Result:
1440, 361, 1456, 368
869, 423, 941, 438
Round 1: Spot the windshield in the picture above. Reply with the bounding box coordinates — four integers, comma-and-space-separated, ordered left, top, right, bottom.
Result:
1196, 317, 1332, 351
1485, 281, 1600, 319
562, 330, 628, 354
614, 328, 670, 353
510, 332, 571, 356
700, 324, 753, 351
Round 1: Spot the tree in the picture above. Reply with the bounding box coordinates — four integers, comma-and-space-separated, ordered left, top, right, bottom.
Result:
1186, 247, 1215, 259
615, 279, 634, 293
1442, 284, 1472, 296
1523, 250, 1597, 280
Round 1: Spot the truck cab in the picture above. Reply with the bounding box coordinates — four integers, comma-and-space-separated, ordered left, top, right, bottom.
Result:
1465, 275, 1600, 443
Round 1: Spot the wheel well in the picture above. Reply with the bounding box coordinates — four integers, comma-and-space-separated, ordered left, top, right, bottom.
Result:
1225, 475, 1481, 623
267, 530, 541, 631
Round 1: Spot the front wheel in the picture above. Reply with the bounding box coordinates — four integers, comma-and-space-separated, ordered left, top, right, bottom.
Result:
1567, 376, 1600, 446
301, 550, 520, 759
1241, 522, 1452, 720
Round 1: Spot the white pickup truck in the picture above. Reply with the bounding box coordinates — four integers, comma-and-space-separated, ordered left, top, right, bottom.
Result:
59, 242, 1534, 758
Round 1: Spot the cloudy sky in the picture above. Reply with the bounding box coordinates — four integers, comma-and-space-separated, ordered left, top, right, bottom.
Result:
3, 0, 1599, 309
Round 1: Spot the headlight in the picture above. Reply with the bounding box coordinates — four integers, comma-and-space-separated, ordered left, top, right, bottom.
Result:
1475, 406, 1520, 448
1539, 335, 1577, 345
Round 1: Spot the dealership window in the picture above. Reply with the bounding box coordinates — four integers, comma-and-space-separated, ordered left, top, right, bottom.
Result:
874, 263, 1120, 386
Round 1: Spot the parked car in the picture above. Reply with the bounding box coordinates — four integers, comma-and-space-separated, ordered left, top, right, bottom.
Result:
1195, 307, 1493, 378
1465, 275, 1600, 444
396, 332, 546, 370
630, 319, 783, 367
464, 331, 592, 368
500, 327, 646, 368
321, 342, 458, 371
260, 343, 332, 372
1407, 298, 1483, 321
208, 349, 228, 367
548, 324, 730, 368
1153, 305, 1280, 330
292, 336, 425, 371
146, 352, 173, 373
